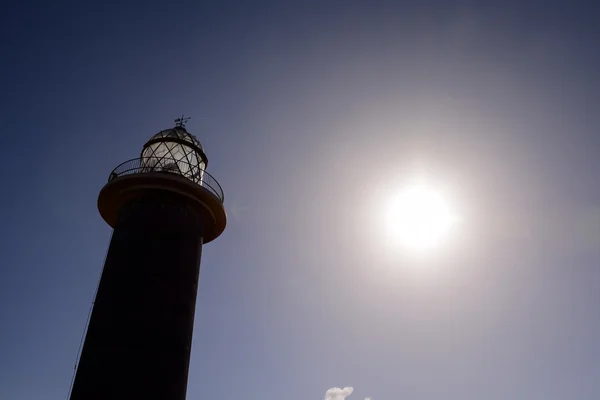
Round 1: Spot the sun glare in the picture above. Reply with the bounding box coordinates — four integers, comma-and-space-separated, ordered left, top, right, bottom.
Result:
386, 184, 457, 252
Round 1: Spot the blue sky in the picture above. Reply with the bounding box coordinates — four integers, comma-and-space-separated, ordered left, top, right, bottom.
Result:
2, 1, 600, 399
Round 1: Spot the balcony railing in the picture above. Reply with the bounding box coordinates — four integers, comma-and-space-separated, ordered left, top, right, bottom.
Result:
108, 157, 224, 203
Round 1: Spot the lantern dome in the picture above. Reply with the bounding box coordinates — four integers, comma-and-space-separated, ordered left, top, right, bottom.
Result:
140, 126, 208, 183
100, 119, 225, 236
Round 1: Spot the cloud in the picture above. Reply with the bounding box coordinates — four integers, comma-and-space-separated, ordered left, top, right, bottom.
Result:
324, 387, 354, 400
324, 387, 371, 400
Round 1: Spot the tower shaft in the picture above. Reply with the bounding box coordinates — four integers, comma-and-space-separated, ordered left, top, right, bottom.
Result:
70, 190, 205, 400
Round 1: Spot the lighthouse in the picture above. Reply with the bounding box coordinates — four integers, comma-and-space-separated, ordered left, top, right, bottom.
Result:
69, 117, 226, 400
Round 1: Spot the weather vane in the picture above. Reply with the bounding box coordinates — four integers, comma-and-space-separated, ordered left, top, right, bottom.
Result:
174, 114, 191, 128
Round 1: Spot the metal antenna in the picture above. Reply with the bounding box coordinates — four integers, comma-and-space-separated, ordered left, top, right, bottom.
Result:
174, 114, 191, 128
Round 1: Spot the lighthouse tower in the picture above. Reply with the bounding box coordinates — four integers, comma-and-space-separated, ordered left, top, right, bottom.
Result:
69, 117, 226, 400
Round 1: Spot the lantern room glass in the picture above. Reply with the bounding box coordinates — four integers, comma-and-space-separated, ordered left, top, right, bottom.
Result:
140, 128, 206, 183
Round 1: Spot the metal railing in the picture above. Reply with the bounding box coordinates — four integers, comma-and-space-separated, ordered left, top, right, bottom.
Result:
108, 157, 224, 203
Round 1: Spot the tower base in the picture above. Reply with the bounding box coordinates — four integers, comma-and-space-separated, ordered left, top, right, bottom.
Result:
70, 190, 206, 400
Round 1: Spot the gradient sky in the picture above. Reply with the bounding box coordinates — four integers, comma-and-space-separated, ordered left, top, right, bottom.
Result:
2, 1, 600, 399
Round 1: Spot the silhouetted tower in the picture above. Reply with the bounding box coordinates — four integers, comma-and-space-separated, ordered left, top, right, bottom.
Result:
69, 118, 226, 400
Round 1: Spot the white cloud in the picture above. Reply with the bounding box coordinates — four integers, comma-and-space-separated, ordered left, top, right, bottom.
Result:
324, 387, 354, 400
324, 387, 371, 400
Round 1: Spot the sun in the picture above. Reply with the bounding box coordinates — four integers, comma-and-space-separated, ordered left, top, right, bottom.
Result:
386, 184, 457, 251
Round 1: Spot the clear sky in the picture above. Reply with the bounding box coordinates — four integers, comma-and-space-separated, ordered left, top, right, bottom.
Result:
2, 1, 600, 399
